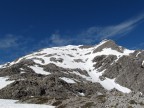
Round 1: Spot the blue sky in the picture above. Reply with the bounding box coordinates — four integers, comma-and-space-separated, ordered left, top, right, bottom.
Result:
0, 0, 144, 64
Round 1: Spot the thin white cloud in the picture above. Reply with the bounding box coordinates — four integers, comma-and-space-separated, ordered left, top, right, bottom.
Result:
39, 33, 74, 47
0, 35, 19, 49
1, 14, 144, 49
132, 42, 144, 49
79, 14, 144, 40
100, 14, 144, 39
37, 14, 144, 47
0, 35, 33, 51
50, 34, 71, 46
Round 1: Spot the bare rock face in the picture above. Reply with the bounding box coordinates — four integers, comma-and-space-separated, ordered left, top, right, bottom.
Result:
93, 55, 117, 71
50, 57, 63, 63
79, 45, 93, 49
93, 40, 124, 53
102, 55, 144, 94
0, 74, 106, 100
74, 59, 85, 63
0, 60, 106, 101
43, 63, 66, 72
0, 65, 21, 77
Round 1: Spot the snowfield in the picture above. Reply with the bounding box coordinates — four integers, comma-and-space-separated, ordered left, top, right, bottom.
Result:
0, 77, 14, 89
0, 99, 55, 108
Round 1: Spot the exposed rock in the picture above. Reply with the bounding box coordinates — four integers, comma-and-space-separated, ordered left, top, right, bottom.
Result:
0, 74, 106, 100
73, 59, 85, 63
93, 40, 124, 53
32, 57, 45, 63
50, 57, 63, 63
79, 45, 93, 49
34, 53, 47, 56
85, 52, 91, 55
67, 54, 74, 57
0, 65, 21, 77
43, 63, 66, 72
93, 55, 117, 71
44, 53, 57, 57
102, 55, 144, 94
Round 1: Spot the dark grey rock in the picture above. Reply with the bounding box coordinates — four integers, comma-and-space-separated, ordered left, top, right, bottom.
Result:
73, 59, 85, 63
93, 55, 117, 72
79, 45, 93, 49
93, 40, 124, 53
44, 53, 57, 57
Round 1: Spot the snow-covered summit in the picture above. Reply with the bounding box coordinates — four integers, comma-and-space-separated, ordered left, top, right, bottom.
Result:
6, 39, 134, 70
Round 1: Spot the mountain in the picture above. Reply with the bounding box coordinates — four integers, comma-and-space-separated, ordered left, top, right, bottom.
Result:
0, 39, 144, 108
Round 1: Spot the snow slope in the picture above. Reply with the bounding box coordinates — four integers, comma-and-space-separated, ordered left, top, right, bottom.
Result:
0, 99, 55, 108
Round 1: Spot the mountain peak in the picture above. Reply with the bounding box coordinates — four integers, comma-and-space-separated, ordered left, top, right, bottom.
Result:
0, 38, 143, 107
93, 39, 124, 53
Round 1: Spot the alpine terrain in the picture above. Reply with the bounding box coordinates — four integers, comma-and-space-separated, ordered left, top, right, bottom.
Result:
0, 39, 144, 108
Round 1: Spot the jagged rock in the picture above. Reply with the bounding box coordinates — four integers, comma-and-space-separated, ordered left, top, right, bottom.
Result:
43, 63, 66, 72
0, 65, 21, 77
67, 54, 74, 57
93, 40, 124, 53
93, 55, 117, 71
44, 53, 57, 57
101, 55, 144, 94
99, 76, 106, 81
79, 45, 93, 49
73, 59, 85, 63
19, 59, 36, 66
50, 57, 63, 63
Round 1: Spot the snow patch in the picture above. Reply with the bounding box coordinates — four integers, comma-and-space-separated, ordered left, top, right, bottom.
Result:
30, 65, 51, 75
87, 70, 131, 93
0, 99, 55, 108
136, 51, 141, 57
79, 92, 85, 96
0, 77, 14, 89
100, 78, 131, 93
60, 77, 76, 83
94, 39, 108, 48
142, 60, 144, 66
33, 59, 43, 64
20, 71, 26, 74
0, 65, 2, 68
95, 48, 133, 58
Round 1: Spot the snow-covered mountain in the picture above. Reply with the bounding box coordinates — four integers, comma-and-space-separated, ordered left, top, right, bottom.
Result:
1, 39, 144, 107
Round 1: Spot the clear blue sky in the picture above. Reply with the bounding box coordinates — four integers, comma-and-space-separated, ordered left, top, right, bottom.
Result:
0, 0, 144, 64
